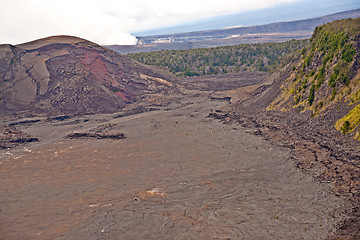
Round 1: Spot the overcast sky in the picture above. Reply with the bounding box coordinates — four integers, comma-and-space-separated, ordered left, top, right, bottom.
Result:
0, 0, 357, 45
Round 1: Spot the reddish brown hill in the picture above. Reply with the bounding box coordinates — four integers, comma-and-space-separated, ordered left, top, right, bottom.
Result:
0, 36, 176, 116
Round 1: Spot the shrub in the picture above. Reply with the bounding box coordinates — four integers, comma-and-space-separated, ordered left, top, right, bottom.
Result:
342, 44, 356, 62
309, 69, 316, 76
329, 72, 337, 87
340, 73, 350, 85
341, 120, 351, 134
330, 89, 336, 101
308, 84, 315, 106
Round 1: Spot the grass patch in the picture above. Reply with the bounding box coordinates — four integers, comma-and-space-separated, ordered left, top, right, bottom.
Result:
336, 103, 360, 135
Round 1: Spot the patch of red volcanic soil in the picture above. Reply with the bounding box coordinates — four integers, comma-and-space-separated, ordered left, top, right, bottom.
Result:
80, 51, 108, 81
80, 50, 132, 101
80, 51, 123, 86
114, 89, 131, 101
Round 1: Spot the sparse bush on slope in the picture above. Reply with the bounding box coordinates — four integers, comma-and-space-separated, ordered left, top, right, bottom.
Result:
268, 18, 360, 138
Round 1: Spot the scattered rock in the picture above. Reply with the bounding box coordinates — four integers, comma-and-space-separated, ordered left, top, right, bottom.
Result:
9, 119, 41, 126
0, 127, 39, 149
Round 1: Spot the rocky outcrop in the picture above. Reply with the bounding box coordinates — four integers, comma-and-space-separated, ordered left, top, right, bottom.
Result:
0, 127, 39, 149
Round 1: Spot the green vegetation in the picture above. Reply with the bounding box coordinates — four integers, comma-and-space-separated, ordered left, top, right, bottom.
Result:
308, 84, 315, 106
336, 104, 360, 136
128, 40, 308, 77
269, 18, 360, 139
341, 43, 356, 62
342, 121, 351, 134
271, 18, 359, 112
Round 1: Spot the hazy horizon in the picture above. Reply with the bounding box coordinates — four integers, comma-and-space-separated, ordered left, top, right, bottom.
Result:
1, 0, 359, 45
133, 0, 360, 37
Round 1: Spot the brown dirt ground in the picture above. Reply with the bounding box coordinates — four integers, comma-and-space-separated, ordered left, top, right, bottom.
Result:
0, 94, 346, 239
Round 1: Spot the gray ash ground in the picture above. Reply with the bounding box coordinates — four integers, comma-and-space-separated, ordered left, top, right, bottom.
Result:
0, 95, 345, 239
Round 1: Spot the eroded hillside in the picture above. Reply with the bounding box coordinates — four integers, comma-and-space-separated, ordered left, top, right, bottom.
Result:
0, 36, 176, 116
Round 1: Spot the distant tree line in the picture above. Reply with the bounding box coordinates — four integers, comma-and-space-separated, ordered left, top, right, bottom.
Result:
127, 39, 308, 77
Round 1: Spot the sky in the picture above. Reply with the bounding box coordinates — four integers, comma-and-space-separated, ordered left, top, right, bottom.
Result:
134, 0, 360, 36
0, 0, 358, 45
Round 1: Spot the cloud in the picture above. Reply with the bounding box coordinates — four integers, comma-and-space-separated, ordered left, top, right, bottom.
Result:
0, 0, 297, 45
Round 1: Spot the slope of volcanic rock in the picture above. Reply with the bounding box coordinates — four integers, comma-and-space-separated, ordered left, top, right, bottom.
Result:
0, 36, 176, 116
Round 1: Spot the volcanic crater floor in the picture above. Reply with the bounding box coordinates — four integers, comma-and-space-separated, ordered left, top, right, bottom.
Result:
0, 96, 344, 239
